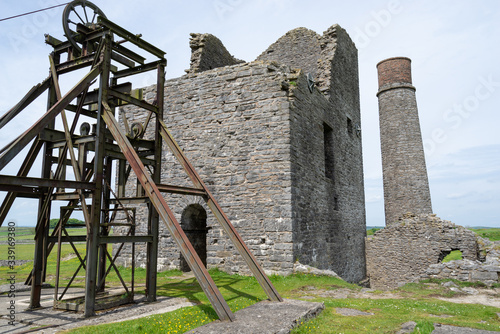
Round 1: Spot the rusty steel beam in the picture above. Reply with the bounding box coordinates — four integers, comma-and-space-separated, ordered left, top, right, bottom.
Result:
108, 89, 158, 113
158, 120, 283, 302
83, 32, 115, 317
111, 52, 135, 68
0, 139, 43, 227
0, 64, 101, 171
146, 61, 165, 303
101, 104, 234, 321
0, 185, 39, 196
99, 235, 153, 243
97, 17, 166, 58
55, 53, 95, 74
49, 54, 92, 228
112, 43, 146, 65
0, 175, 96, 190
156, 184, 206, 196
0, 77, 51, 130
113, 60, 165, 80
78, 82, 132, 106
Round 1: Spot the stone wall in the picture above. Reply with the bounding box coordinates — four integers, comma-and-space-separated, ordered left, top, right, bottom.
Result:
423, 239, 500, 286
186, 33, 244, 74
366, 213, 479, 290
116, 61, 295, 275
256, 27, 321, 77
287, 68, 365, 282
114, 24, 366, 282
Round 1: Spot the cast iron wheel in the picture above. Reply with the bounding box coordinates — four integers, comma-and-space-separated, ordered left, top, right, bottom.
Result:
62, 0, 107, 52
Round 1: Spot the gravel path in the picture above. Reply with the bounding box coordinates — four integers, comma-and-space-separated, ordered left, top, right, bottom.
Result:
0, 285, 195, 334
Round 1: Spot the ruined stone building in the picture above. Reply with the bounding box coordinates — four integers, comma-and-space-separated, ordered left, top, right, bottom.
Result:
366, 213, 480, 290
376, 57, 432, 226
116, 24, 366, 282
366, 58, 499, 290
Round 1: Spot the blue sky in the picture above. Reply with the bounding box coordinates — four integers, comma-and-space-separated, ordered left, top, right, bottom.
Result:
0, 0, 499, 227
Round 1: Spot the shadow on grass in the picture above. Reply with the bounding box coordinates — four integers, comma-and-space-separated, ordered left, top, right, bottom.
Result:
156, 270, 263, 312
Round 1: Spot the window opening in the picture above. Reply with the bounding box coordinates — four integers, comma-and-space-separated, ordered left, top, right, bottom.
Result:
323, 123, 335, 181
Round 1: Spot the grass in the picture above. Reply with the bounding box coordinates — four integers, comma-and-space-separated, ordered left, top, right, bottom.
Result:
292, 298, 500, 333
0, 226, 36, 242
2, 265, 499, 333
0, 227, 87, 243
366, 227, 382, 236
2, 227, 500, 333
442, 250, 463, 262
0, 243, 86, 285
60, 270, 500, 334
470, 228, 500, 241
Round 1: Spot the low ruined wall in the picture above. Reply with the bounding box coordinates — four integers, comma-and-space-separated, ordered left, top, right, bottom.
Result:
423, 240, 500, 286
366, 213, 479, 290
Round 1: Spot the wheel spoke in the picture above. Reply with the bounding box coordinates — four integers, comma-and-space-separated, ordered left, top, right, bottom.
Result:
83, 6, 89, 23
72, 8, 86, 25
63, 1, 107, 52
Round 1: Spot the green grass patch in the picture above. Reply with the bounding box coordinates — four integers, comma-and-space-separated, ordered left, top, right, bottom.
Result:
0, 227, 87, 243
470, 228, 500, 241
291, 298, 500, 333
442, 250, 463, 262
0, 226, 37, 242
396, 281, 456, 299
1, 261, 499, 334
366, 227, 382, 236
0, 243, 87, 285
0, 243, 36, 260
64, 271, 500, 334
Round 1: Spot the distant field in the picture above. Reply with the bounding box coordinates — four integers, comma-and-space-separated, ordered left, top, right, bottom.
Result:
0, 226, 36, 242
366, 226, 500, 241
0, 226, 87, 243
470, 228, 500, 241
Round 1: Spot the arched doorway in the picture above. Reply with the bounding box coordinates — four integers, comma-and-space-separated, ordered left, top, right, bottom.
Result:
179, 204, 208, 272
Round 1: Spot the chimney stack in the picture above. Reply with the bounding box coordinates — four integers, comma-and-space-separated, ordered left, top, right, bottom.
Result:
376, 57, 433, 225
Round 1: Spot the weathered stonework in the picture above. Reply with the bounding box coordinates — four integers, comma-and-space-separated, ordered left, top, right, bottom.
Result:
186, 33, 244, 74
422, 239, 500, 286
377, 57, 432, 226
114, 24, 366, 282
365, 213, 480, 290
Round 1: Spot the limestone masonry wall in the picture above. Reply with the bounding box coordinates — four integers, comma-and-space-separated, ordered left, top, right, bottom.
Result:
366, 213, 482, 290
256, 27, 321, 77
114, 24, 366, 282
186, 33, 244, 74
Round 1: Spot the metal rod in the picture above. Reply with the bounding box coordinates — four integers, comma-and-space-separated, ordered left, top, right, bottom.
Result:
0, 77, 50, 130
0, 140, 43, 227
0, 64, 101, 171
158, 120, 283, 302
101, 104, 234, 321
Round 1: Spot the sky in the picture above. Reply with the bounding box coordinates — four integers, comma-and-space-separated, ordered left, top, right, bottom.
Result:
0, 0, 498, 228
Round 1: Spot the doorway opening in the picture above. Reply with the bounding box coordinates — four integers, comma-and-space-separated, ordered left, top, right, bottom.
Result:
179, 204, 208, 272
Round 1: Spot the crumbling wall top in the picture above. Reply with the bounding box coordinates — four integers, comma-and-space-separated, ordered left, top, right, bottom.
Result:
186, 33, 244, 74
256, 27, 321, 77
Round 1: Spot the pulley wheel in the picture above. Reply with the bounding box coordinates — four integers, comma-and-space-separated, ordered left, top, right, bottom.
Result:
62, 0, 107, 52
